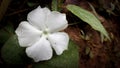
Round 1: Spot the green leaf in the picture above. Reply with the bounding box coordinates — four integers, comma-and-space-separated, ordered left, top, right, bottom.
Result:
52, 0, 58, 11
66, 5, 110, 41
89, 51, 94, 58
27, 2, 37, 7
0, 24, 14, 44
1, 35, 31, 64
85, 47, 90, 55
32, 40, 79, 68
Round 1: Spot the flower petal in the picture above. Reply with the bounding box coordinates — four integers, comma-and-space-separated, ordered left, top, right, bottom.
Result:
27, 6, 51, 30
48, 32, 69, 55
46, 11, 68, 32
26, 36, 52, 62
15, 21, 42, 47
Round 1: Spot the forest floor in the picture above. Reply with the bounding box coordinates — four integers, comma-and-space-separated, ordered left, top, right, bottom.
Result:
65, 0, 120, 68
0, 0, 120, 68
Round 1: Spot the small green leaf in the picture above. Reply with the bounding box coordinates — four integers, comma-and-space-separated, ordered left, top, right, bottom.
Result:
1, 35, 31, 64
32, 40, 79, 68
52, 0, 58, 11
89, 51, 94, 58
27, 2, 37, 7
85, 47, 90, 55
66, 5, 110, 41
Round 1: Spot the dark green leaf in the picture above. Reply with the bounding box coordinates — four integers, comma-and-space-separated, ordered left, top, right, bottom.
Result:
32, 40, 79, 68
0, 24, 14, 44
1, 35, 31, 64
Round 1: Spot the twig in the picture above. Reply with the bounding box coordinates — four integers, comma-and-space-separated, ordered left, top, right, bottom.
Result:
6, 9, 29, 16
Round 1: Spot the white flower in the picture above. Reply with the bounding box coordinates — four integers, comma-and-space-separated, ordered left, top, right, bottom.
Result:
15, 6, 69, 62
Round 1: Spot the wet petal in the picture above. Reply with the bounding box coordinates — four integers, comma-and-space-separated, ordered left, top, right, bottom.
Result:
15, 21, 42, 47
48, 32, 69, 55
46, 11, 68, 32
27, 6, 51, 30
26, 37, 52, 62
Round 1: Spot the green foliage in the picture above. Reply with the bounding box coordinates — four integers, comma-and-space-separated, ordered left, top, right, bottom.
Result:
52, 0, 64, 11
1, 35, 79, 67
27, 2, 37, 7
32, 40, 79, 68
66, 5, 110, 41
52, 0, 58, 11
0, 24, 14, 44
1, 35, 31, 64
85, 47, 91, 55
